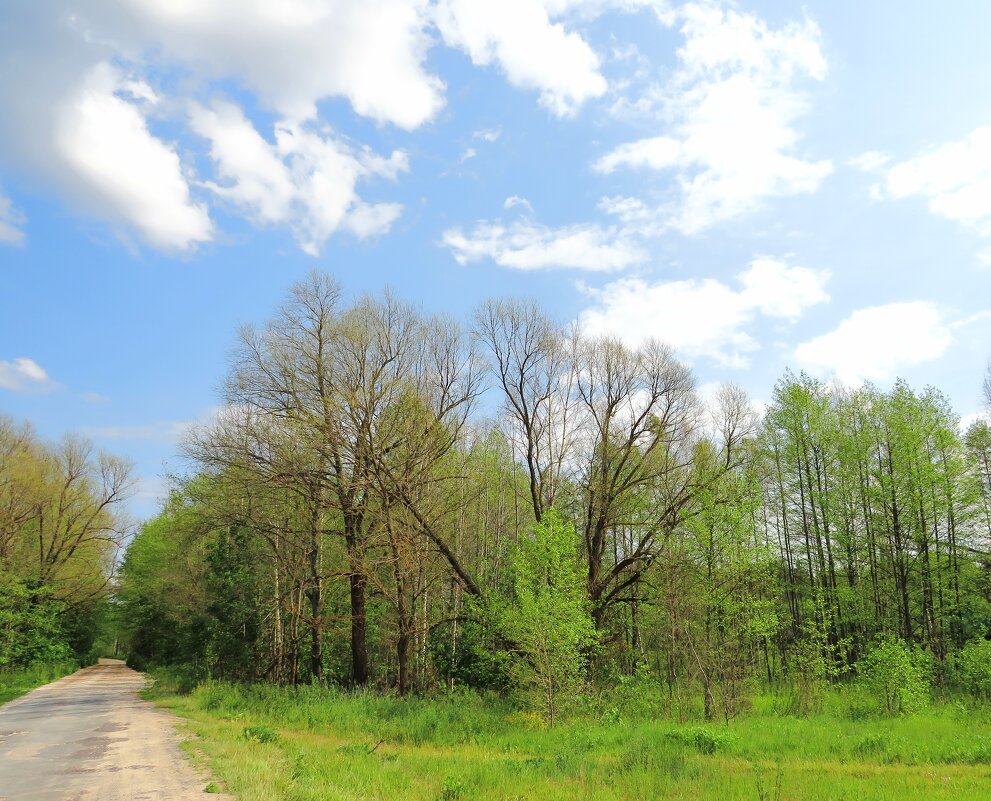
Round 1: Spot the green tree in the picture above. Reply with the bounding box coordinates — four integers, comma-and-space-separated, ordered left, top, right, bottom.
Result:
859, 635, 932, 715
501, 509, 598, 724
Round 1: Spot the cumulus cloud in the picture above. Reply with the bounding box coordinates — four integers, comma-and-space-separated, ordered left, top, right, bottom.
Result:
189, 101, 406, 254
115, 0, 445, 128
442, 217, 646, 271
55, 63, 213, 251
0, 358, 59, 393
1, 1, 666, 254
794, 302, 953, 385
434, 0, 608, 116
857, 128, 991, 240
579, 258, 830, 366
596, 3, 831, 233
0, 192, 26, 245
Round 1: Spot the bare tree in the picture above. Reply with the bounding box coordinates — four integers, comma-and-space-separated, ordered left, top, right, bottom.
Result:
33, 436, 133, 602
473, 299, 578, 522
573, 336, 702, 625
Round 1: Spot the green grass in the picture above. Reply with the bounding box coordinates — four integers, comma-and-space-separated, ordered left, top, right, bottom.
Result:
0, 661, 78, 705
149, 678, 991, 801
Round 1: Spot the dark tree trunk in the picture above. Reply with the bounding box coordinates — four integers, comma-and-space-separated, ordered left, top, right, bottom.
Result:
349, 567, 369, 686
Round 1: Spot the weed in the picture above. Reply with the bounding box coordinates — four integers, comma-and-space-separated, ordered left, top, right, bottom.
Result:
242, 724, 279, 744
666, 726, 732, 754
438, 776, 472, 801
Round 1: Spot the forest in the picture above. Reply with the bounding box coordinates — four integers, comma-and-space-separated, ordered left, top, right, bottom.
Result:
4, 271, 991, 798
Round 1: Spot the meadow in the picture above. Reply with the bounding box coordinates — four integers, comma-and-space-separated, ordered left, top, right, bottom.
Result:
150, 676, 991, 801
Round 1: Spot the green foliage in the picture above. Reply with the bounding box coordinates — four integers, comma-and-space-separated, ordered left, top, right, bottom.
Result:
665, 726, 733, 754
118, 484, 263, 678
953, 638, 991, 701
144, 663, 208, 697
205, 525, 263, 679
429, 597, 511, 692
786, 597, 852, 715
858, 636, 932, 715
242, 724, 280, 744
498, 509, 598, 724
0, 573, 72, 670
0, 660, 78, 705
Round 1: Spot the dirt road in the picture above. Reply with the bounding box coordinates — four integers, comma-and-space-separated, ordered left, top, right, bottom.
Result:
0, 659, 225, 801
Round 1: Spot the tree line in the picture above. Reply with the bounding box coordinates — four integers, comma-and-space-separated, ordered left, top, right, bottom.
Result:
19, 270, 991, 719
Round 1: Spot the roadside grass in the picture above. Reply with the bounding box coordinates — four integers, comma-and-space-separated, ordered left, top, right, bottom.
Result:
0, 661, 78, 706
149, 678, 991, 801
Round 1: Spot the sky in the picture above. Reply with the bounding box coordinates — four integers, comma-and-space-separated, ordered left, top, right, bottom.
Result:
2, 0, 991, 520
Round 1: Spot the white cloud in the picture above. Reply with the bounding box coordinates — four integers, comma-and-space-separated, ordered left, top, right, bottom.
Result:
861, 128, 991, 236
189, 101, 406, 254
51, 62, 214, 251
459, 147, 477, 162
504, 195, 534, 212
442, 218, 646, 271
579, 258, 829, 365
117, 0, 445, 129
847, 150, 890, 172
473, 127, 502, 142
961, 410, 990, 432
84, 420, 193, 442
794, 302, 953, 385
0, 358, 59, 394
596, 3, 831, 233
434, 0, 608, 116
0, 192, 26, 245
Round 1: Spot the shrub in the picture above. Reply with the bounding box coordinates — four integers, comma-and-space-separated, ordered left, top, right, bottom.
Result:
666, 726, 732, 755
857, 636, 931, 715
953, 639, 991, 700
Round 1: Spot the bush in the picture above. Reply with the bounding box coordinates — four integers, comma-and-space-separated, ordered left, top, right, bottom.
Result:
857, 636, 931, 715
953, 639, 991, 700
144, 664, 206, 696
665, 726, 732, 754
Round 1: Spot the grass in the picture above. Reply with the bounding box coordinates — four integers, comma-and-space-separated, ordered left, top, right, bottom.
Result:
0, 661, 78, 705
147, 676, 991, 801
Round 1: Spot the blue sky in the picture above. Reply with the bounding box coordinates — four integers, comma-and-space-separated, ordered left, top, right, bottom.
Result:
2, 1, 991, 519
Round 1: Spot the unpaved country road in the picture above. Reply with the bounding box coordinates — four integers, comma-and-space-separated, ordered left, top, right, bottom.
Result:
0, 659, 228, 801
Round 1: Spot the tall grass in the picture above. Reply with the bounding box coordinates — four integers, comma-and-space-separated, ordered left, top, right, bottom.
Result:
153, 679, 991, 801
0, 661, 78, 705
